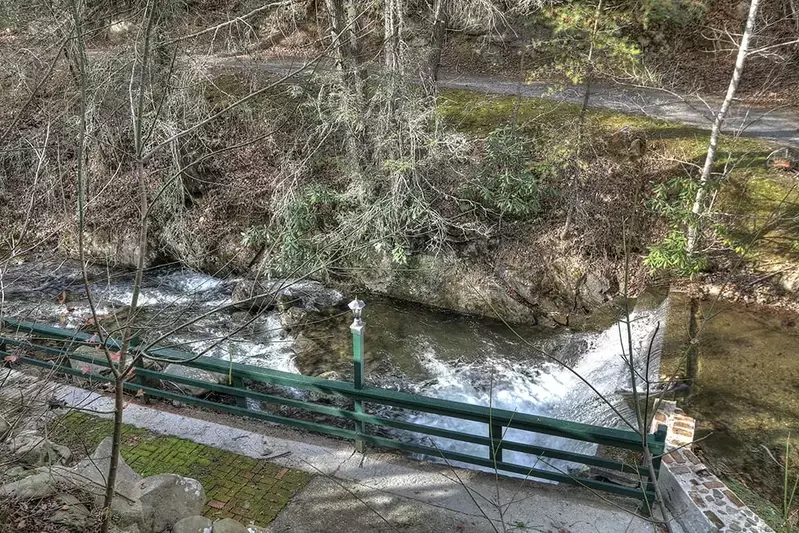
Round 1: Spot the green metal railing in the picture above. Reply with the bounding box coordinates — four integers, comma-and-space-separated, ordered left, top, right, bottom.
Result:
0, 315, 666, 504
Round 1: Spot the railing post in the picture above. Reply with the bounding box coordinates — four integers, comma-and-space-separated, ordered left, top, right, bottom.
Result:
349, 298, 366, 454
132, 357, 148, 403
490, 423, 503, 463
129, 337, 149, 403
644, 423, 668, 509
231, 375, 248, 410
651, 423, 667, 474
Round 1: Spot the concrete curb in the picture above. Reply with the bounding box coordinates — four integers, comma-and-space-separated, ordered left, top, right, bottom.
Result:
653, 400, 775, 533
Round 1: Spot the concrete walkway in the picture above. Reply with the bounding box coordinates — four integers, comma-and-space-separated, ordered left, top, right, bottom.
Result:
201, 55, 799, 148
1, 369, 682, 533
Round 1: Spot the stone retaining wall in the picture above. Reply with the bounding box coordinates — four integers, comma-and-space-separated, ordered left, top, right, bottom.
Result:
653, 401, 775, 533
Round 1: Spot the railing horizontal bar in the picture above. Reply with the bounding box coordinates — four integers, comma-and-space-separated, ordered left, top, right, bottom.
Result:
13, 354, 653, 502
5, 343, 651, 478
110, 360, 648, 474
2, 320, 656, 450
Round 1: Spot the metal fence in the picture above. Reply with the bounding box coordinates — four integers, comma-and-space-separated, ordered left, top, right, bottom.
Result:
1, 311, 666, 504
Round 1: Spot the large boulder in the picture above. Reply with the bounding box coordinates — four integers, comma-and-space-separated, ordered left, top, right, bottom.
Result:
0, 436, 141, 501
172, 515, 213, 533
139, 474, 206, 533
0, 467, 70, 499
110, 525, 142, 533
162, 364, 228, 396
7, 430, 72, 467
74, 437, 142, 499
0, 437, 205, 533
232, 278, 343, 313
96, 494, 152, 532
291, 334, 329, 376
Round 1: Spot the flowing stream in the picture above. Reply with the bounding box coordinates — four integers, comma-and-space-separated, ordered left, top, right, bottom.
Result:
1, 260, 666, 474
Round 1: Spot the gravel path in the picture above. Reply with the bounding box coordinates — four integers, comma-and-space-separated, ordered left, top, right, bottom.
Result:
200, 55, 799, 148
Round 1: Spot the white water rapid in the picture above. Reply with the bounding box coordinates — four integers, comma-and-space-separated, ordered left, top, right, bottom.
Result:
3, 262, 666, 477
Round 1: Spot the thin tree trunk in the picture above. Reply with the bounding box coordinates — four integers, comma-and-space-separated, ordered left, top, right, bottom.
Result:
67, 4, 118, 532
346, 0, 368, 95
686, 296, 701, 391
686, 0, 760, 253
325, 0, 348, 73
326, 0, 367, 180
384, 0, 402, 72
427, 0, 448, 85
561, 0, 602, 240
100, 2, 156, 530
511, 51, 525, 131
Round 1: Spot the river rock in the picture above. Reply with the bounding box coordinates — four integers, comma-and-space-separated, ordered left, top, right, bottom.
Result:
139, 474, 206, 532
285, 280, 343, 311
162, 364, 228, 396
280, 307, 308, 332
75, 437, 142, 499
8, 430, 72, 467
69, 345, 112, 375
212, 517, 249, 533
49, 493, 91, 530
232, 278, 342, 313
172, 515, 213, 533
316, 370, 344, 381
291, 334, 328, 375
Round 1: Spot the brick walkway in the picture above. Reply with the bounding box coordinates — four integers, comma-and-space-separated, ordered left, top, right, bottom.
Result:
48, 411, 312, 527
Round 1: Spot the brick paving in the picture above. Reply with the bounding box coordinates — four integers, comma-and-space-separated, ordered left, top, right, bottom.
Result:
48, 411, 311, 527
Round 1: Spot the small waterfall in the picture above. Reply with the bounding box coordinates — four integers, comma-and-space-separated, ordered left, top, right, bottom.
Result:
402, 300, 668, 475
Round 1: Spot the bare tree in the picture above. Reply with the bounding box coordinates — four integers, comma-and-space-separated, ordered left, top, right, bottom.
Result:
686, 0, 761, 254
426, 0, 449, 85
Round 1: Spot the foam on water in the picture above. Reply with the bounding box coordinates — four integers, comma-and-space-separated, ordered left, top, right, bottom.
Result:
404, 301, 667, 475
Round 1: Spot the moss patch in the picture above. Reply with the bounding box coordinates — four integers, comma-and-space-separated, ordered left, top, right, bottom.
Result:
439, 88, 777, 160
47, 411, 311, 527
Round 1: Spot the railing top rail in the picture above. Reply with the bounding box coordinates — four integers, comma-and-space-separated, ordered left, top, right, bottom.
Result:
1, 318, 652, 450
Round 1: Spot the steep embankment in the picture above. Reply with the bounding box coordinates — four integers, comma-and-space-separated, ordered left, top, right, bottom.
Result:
6, 68, 796, 325
2, 0, 798, 325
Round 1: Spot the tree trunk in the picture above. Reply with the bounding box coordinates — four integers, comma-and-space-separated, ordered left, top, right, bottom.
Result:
686, 296, 701, 390
686, 0, 760, 253
325, 0, 367, 181
325, 0, 348, 73
560, 77, 592, 239
425, 0, 448, 86
384, 0, 402, 73
561, 0, 602, 240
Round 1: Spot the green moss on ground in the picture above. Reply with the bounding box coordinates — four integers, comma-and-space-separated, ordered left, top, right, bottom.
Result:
438, 88, 777, 162
48, 411, 311, 527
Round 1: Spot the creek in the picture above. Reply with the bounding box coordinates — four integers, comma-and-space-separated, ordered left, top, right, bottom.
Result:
2, 259, 667, 475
